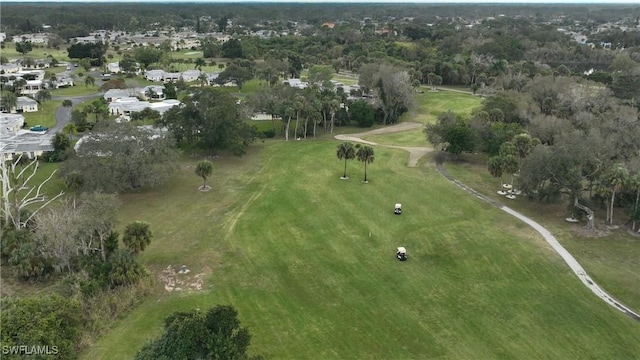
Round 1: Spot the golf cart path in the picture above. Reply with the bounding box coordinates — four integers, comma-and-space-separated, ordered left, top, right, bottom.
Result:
334, 125, 640, 322
334, 122, 433, 167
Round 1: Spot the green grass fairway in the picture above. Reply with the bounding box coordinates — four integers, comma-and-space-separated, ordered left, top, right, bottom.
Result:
445, 154, 640, 312
363, 129, 427, 147
2, 46, 71, 62
414, 90, 482, 124
82, 141, 640, 360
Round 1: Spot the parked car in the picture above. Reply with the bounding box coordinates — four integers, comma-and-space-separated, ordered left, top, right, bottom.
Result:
30, 125, 49, 132
101, 74, 111, 81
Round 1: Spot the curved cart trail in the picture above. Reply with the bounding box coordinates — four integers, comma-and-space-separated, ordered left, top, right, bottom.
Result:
335, 124, 640, 322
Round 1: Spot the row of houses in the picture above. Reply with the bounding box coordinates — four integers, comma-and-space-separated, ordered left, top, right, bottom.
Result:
103, 85, 181, 121
144, 69, 219, 84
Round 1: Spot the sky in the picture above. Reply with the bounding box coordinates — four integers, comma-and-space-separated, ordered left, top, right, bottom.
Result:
9, 0, 640, 3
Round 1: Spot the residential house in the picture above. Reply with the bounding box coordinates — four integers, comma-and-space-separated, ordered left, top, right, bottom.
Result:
0, 114, 53, 160
145, 70, 165, 82
54, 75, 74, 88
138, 85, 165, 100
12, 33, 49, 44
283, 78, 308, 89
21, 80, 44, 95
72, 35, 102, 44
15, 96, 38, 113
108, 98, 180, 120
0, 63, 22, 74
181, 69, 201, 82
107, 62, 122, 74
103, 88, 140, 102
0, 114, 25, 131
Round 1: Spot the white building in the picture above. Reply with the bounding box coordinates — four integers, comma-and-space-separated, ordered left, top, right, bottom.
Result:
103, 88, 140, 102
107, 62, 122, 74
138, 85, 165, 100
21, 80, 44, 95
12, 33, 49, 44
144, 70, 165, 82
108, 98, 181, 120
181, 69, 201, 82
16, 96, 38, 113
283, 78, 308, 89
0, 114, 53, 160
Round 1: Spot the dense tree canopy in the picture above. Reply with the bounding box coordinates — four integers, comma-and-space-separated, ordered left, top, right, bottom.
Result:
61, 123, 180, 193
136, 305, 262, 360
158, 88, 260, 156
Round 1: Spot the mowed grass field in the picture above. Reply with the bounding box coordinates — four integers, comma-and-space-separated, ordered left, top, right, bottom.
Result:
444, 154, 640, 313
82, 140, 640, 359
363, 90, 483, 147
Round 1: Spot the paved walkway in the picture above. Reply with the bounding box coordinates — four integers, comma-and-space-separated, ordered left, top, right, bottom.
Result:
335, 125, 640, 322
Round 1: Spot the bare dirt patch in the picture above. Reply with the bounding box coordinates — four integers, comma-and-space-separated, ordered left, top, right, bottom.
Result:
160, 265, 210, 292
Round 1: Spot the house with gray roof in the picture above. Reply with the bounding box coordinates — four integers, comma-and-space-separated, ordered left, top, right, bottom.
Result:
0, 114, 53, 160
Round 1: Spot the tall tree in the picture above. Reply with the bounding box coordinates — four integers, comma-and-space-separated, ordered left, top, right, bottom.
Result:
0, 156, 64, 231
1, 91, 18, 112
159, 88, 259, 156
64, 170, 84, 209
35, 89, 51, 103
62, 123, 179, 193
600, 163, 629, 225
84, 75, 95, 87
195, 160, 214, 190
356, 145, 375, 183
336, 142, 356, 179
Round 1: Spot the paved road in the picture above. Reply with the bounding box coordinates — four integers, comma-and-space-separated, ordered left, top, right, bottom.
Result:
51, 93, 104, 134
335, 124, 640, 322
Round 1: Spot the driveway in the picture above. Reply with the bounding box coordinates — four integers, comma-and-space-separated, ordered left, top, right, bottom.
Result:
51, 93, 104, 134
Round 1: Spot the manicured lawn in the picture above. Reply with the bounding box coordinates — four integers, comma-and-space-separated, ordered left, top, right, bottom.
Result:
363, 129, 427, 147
22, 100, 61, 129
81, 141, 640, 359
414, 90, 482, 124
444, 153, 640, 312
51, 85, 100, 97
2, 45, 71, 62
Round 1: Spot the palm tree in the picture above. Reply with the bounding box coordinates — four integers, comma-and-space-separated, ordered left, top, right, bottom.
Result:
336, 142, 355, 179
195, 160, 214, 190
123, 221, 153, 254
62, 99, 73, 108
602, 163, 629, 225
1, 91, 18, 112
35, 89, 51, 103
12, 78, 27, 95
194, 57, 206, 70
356, 145, 375, 183
487, 156, 504, 190
62, 123, 78, 141
198, 73, 208, 87
84, 75, 95, 87
629, 173, 640, 231
64, 171, 84, 209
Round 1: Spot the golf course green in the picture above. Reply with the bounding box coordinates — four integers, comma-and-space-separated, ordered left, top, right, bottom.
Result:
81, 136, 640, 359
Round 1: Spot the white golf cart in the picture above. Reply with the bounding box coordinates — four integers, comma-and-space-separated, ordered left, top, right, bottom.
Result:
394, 203, 402, 215
396, 247, 407, 261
